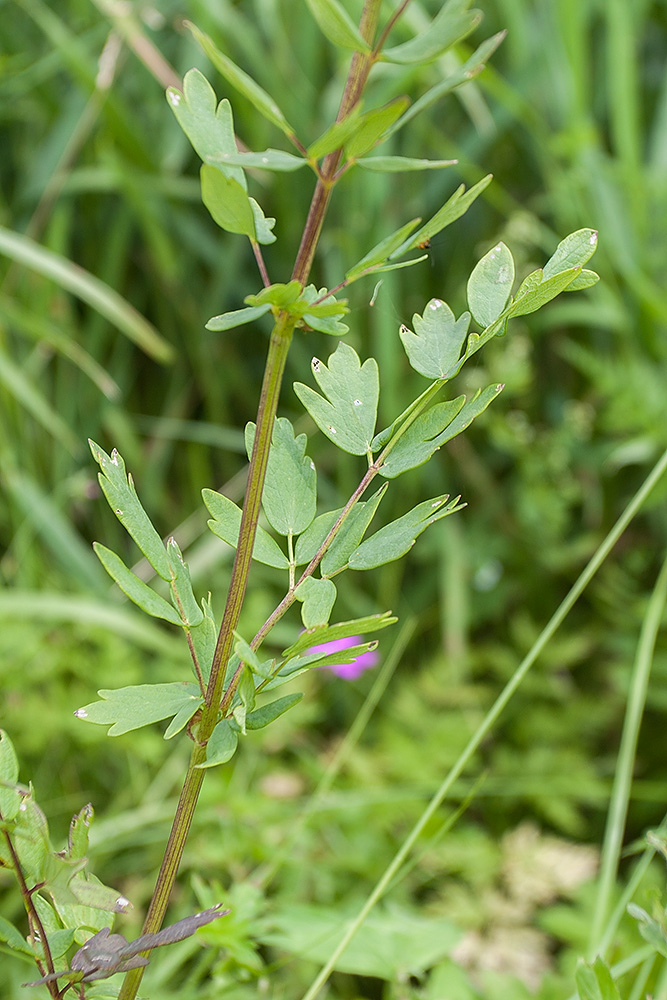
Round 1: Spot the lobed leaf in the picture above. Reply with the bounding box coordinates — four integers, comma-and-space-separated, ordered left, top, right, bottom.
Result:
389, 175, 492, 257
467, 241, 515, 327
381, 0, 481, 65
203, 489, 289, 569
167, 70, 245, 187
89, 440, 170, 580
400, 299, 471, 380
75, 683, 203, 737
93, 543, 183, 625
187, 23, 296, 139
349, 495, 466, 569
295, 577, 338, 627
293, 343, 379, 456
245, 417, 317, 536
321, 485, 388, 576
304, 0, 372, 53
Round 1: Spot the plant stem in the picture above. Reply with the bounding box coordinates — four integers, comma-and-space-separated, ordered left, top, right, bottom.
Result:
118, 7, 389, 997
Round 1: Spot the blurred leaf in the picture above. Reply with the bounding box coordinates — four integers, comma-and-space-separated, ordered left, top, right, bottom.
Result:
90, 440, 170, 580
356, 155, 457, 172
272, 641, 379, 682
233, 666, 256, 733
200, 164, 256, 238
381, 0, 481, 65
282, 612, 396, 659
0, 227, 173, 363
205, 304, 271, 331
245, 417, 317, 536
197, 719, 238, 768
12, 792, 50, 884
187, 23, 296, 139
293, 343, 379, 456
245, 693, 303, 730
0, 347, 80, 454
211, 148, 307, 171
263, 902, 460, 977
0, 914, 32, 956
575, 958, 623, 1000
399, 299, 471, 379
295, 577, 338, 627
304, 0, 371, 53
166, 538, 203, 627
627, 903, 667, 958
345, 98, 410, 159
234, 635, 273, 679
349, 495, 465, 569
93, 543, 183, 625
189, 600, 218, 685
467, 241, 515, 327
203, 489, 289, 569
76, 683, 203, 737
0, 730, 20, 821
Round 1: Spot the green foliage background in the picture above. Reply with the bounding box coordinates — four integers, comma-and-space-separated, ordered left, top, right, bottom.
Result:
1, 0, 666, 997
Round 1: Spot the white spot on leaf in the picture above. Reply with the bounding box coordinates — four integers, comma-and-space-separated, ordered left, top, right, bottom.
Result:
311, 358, 321, 372
117, 896, 131, 910
590, 231, 598, 245
169, 91, 181, 107
353, 399, 362, 406
74, 708, 88, 719
328, 426, 337, 434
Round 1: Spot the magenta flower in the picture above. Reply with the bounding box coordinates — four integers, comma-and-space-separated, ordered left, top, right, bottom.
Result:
309, 636, 379, 680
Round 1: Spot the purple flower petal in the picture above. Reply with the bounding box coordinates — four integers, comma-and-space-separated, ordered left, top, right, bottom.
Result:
308, 636, 379, 680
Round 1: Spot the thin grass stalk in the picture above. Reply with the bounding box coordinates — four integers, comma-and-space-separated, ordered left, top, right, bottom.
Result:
588, 550, 667, 955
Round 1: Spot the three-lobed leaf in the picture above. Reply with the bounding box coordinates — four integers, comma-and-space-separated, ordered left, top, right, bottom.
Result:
76, 683, 203, 737
294, 343, 379, 456
400, 299, 471, 380
295, 577, 338, 627
203, 489, 289, 569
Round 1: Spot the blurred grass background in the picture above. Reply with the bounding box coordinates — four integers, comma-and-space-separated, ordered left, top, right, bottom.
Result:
1, 1, 667, 997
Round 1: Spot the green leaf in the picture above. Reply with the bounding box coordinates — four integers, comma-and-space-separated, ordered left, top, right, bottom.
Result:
389, 176, 493, 257
627, 903, 667, 958
205, 304, 271, 331
304, 0, 371, 53
384, 31, 507, 140
356, 156, 457, 172
93, 543, 183, 625
167, 538, 203, 626
349, 495, 465, 569
543, 228, 598, 279
381, 384, 502, 479
245, 417, 317, 536
166, 70, 245, 187
293, 342, 379, 456
203, 489, 289, 569
298, 286, 350, 335
197, 719, 238, 768
345, 98, 410, 160
67, 872, 130, 913
566, 269, 600, 291
381, 0, 481, 65
234, 634, 273, 679
575, 958, 623, 1000
321, 485, 388, 576
294, 508, 341, 566
295, 577, 338, 627
75, 683, 203, 736
345, 219, 421, 280
379, 396, 466, 478
508, 266, 583, 317
233, 666, 256, 733
67, 803, 93, 861
0, 729, 20, 821
200, 164, 256, 238
210, 148, 307, 171
281, 612, 396, 660
246, 280, 303, 308
0, 913, 33, 955
467, 241, 515, 327
11, 792, 50, 883
399, 299, 471, 379
190, 600, 217, 684
187, 23, 296, 139
89, 440, 170, 580
307, 106, 364, 159
250, 198, 278, 245
245, 693, 303, 730
275, 640, 379, 681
